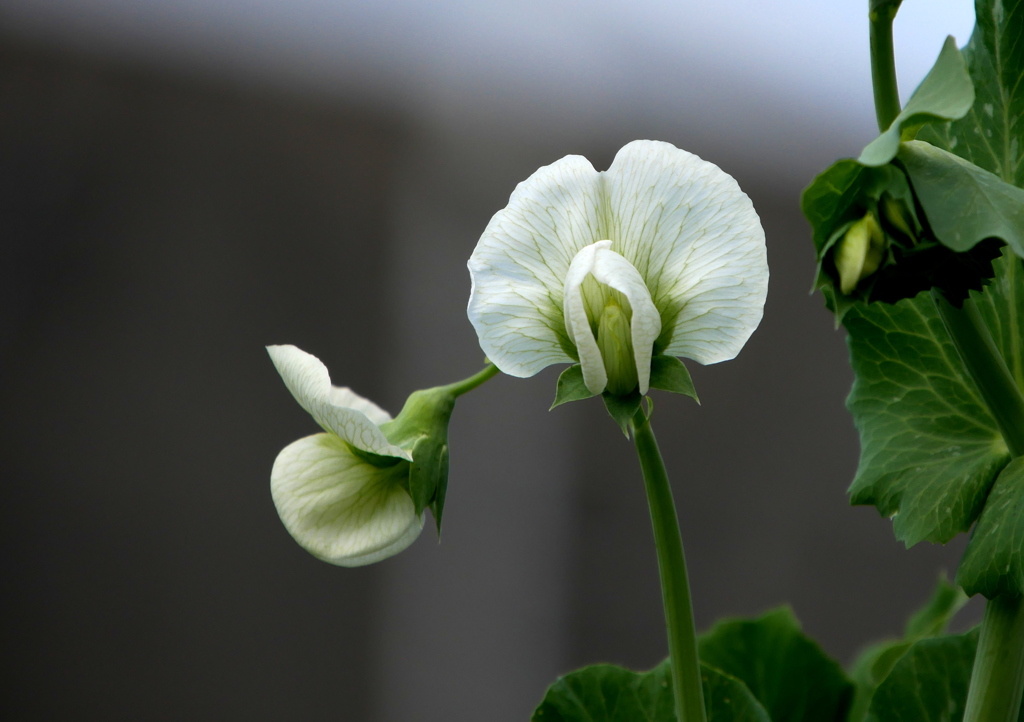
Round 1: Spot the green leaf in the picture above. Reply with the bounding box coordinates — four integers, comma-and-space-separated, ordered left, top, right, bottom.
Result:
603, 391, 642, 438
918, 0, 1024, 190
844, 287, 1011, 546
551, 364, 597, 409
848, 577, 968, 722
972, 246, 1024, 390
959, 456, 1024, 597
867, 629, 980, 722
860, 36, 975, 167
898, 140, 1024, 256
697, 607, 853, 722
649, 355, 699, 402
531, 661, 769, 722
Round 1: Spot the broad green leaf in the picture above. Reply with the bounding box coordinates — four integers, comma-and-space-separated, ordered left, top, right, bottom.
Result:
918, 0, 1024, 190
898, 140, 1024, 256
959, 456, 1024, 596
551, 364, 596, 409
844, 287, 1011, 545
972, 246, 1024, 390
860, 37, 974, 167
531, 661, 769, 722
649, 355, 699, 402
697, 607, 853, 722
848, 577, 968, 722
867, 629, 980, 722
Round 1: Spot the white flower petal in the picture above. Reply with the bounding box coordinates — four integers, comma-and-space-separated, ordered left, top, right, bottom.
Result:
563, 242, 609, 395
589, 246, 661, 395
603, 140, 768, 364
271, 433, 423, 567
267, 345, 410, 460
328, 387, 392, 426
468, 154, 604, 378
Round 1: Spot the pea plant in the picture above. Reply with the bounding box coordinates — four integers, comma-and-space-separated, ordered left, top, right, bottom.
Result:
263, 1, 1024, 720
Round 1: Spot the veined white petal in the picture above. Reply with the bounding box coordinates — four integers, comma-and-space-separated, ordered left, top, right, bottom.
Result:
588, 246, 661, 395
468, 154, 604, 378
603, 140, 768, 364
563, 242, 609, 395
271, 433, 423, 567
328, 387, 392, 426
267, 345, 410, 460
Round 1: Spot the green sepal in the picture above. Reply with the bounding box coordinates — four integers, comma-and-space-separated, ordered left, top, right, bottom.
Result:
380, 386, 457, 533
408, 435, 440, 516
867, 629, 982, 722
848, 577, 967, 722
859, 36, 974, 167
958, 456, 1024, 597
648, 355, 699, 402
530, 660, 769, 722
899, 140, 1024, 258
697, 606, 853, 722
603, 391, 642, 438
429, 444, 450, 536
551, 364, 597, 409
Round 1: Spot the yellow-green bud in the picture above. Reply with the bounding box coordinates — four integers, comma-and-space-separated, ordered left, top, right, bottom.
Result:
596, 299, 638, 396
880, 195, 915, 240
836, 211, 886, 294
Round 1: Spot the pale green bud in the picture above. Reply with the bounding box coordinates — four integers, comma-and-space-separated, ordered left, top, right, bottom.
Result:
596, 298, 638, 396
880, 195, 915, 240
836, 211, 887, 294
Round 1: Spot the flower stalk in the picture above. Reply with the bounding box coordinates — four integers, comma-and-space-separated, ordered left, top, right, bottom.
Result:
869, 0, 902, 133
632, 408, 706, 722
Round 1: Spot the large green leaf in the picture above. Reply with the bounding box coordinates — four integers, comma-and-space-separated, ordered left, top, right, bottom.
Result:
860, 36, 974, 167
867, 629, 980, 722
898, 140, 1024, 256
531, 661, 769, 722
918, 0, 1024, 190
958, 456, 1024, 596
697, 607, 853, 722
844, 285, 1011, 545
848, 578, 968, 722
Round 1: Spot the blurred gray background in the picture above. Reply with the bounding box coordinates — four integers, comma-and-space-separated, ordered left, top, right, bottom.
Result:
0, 1, 982, 720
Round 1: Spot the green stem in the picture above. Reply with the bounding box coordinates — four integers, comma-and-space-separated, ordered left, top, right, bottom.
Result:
964, 594, 1024, 722
931, 292, 1024, 457
932, 291, 1024, 722
869, 1, 902, 132
632, 409, 706, 722
443, 363, 499, 398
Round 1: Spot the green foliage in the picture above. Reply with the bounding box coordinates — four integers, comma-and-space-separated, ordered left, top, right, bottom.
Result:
843, 282, 1011, 545
551, 364, 596, 409
697, 607, 853, 722
898, 140, 1024, 257
867, 629, 981, 722
860, 36, 974, 167
649, 355, 700, 402
918, 0, 1024, 190
958, 457, 1024, 596
848, 577, 968, 722
531, 661, 768, 722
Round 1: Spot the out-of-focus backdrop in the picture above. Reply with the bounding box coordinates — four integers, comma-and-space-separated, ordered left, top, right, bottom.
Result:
0, 1, 981, 720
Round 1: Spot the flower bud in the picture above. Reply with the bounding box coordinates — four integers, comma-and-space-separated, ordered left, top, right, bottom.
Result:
596, 298, 639, 396
880, 195, 915, 241
836, 211, 887, 294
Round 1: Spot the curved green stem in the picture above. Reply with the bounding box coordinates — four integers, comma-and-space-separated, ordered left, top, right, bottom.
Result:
870, 1, 902, 132
632, 409, 706, 722
443, 363, 499, 398
932, 291, 1024, 722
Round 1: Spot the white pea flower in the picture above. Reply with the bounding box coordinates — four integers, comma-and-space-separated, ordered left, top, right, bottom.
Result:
267, 345, 423, 567
467, 140, 768, 402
